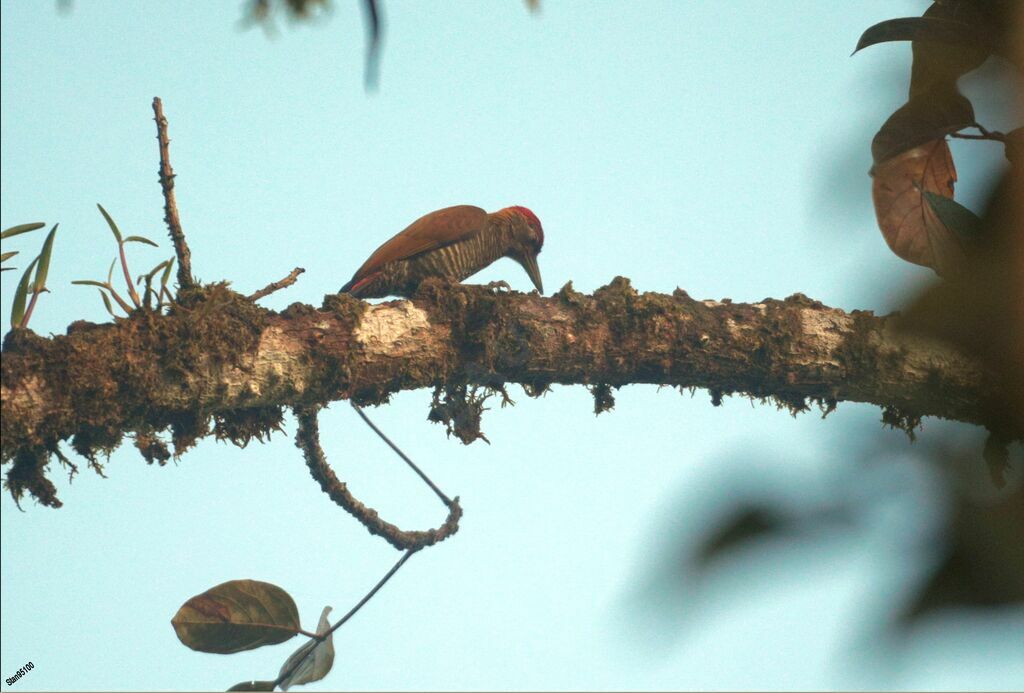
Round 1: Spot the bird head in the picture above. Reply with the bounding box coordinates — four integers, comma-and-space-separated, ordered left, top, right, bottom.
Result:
502, 206, 544, 294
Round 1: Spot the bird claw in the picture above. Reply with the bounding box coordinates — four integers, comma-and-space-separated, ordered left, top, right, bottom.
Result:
484, 280, 512, 294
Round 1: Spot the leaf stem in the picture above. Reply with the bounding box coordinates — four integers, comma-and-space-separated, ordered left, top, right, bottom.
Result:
119, 241, 141, 307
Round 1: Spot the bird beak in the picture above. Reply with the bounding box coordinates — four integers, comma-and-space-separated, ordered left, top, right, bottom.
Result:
518, 253, 543, 294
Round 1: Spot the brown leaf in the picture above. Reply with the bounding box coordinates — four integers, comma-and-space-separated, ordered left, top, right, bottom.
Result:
171, 579, 301, 654
871, 138, 964, 274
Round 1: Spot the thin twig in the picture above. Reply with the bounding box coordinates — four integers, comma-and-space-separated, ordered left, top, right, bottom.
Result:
951, 123, 1006, 142
273, 549, 417, 690
353, 404, 452, 505
151, 97, 194, 290
247, 267, 305, 301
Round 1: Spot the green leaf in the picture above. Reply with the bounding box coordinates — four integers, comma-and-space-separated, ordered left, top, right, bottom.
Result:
11, 256, 40, 329
107, 257, 117, 284
32, 224, 59, 293
923, 191, 984, 241
123, 235, 159, 247
138, 259, 170, 285
160, 257, 175, 290
1, 251, 17, 263
1, 222, 45, 239
171, 579, 301, 654
96, 203, 123, 243
72, 279, 110, 288
99, 289, 116, 317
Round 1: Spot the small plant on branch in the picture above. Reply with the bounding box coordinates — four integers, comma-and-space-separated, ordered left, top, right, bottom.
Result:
71, 204, 172, 316
6, 223, 58, 330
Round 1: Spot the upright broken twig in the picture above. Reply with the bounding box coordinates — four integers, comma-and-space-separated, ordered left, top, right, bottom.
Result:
152, 97, 194, 291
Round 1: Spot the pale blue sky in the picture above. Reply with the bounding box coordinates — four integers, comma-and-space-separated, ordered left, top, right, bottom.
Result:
2, 1, 1021, 691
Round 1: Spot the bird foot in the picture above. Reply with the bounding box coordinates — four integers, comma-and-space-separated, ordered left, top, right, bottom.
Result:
484, 280, 512, 294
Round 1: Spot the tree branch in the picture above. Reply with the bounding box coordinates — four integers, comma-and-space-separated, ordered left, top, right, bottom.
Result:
2, 278, 1014, 504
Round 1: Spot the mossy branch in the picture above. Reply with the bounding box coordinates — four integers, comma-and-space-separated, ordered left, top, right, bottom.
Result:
1, 278, 1015, 506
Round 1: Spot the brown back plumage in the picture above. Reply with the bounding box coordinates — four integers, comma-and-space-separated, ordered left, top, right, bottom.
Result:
347, 205, 488, 287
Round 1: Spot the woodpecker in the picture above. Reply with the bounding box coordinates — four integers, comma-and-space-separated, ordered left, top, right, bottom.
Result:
339, 205, 544, 298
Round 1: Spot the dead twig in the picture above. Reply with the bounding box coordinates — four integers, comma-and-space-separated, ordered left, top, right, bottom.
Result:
248, 267, 305, 301
151, 97, 194, 290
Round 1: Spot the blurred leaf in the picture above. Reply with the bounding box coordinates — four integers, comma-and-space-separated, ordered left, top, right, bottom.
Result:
695, 507, 785, 567
171, 579, 301, 654
32, 224, 59, 293
278, 606, 334, 691
923, 191, 983, 241
96, 203, 123, 243
525, 0, 540, 12
872, 138, 963, 275
362, 0, 381, 90
227, 681, 276, 691
1005, 127, 1023, 166
900, 483, 1024, 625
900, 169, 1024, 434
10, 256, 40, 329
123, 235, 159, 247
1, 221, 45, 239
1, 250, 17, 263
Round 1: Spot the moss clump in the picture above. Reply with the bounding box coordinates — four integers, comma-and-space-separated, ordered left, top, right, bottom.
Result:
428, 384, 493, 445
881, 405, 923, 440
212, 406, 285, 448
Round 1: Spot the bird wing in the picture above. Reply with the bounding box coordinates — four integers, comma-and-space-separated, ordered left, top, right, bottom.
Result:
348, 205, 489, 282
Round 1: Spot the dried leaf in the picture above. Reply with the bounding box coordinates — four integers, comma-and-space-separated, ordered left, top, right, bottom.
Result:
871, 138, 963, 274
171, 579, 301, 654
278, 606, 335, 691
72, 279, 109, 288
1, 251, 17, 263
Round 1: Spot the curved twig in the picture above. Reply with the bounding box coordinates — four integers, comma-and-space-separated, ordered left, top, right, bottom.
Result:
294, 406, 461, 551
